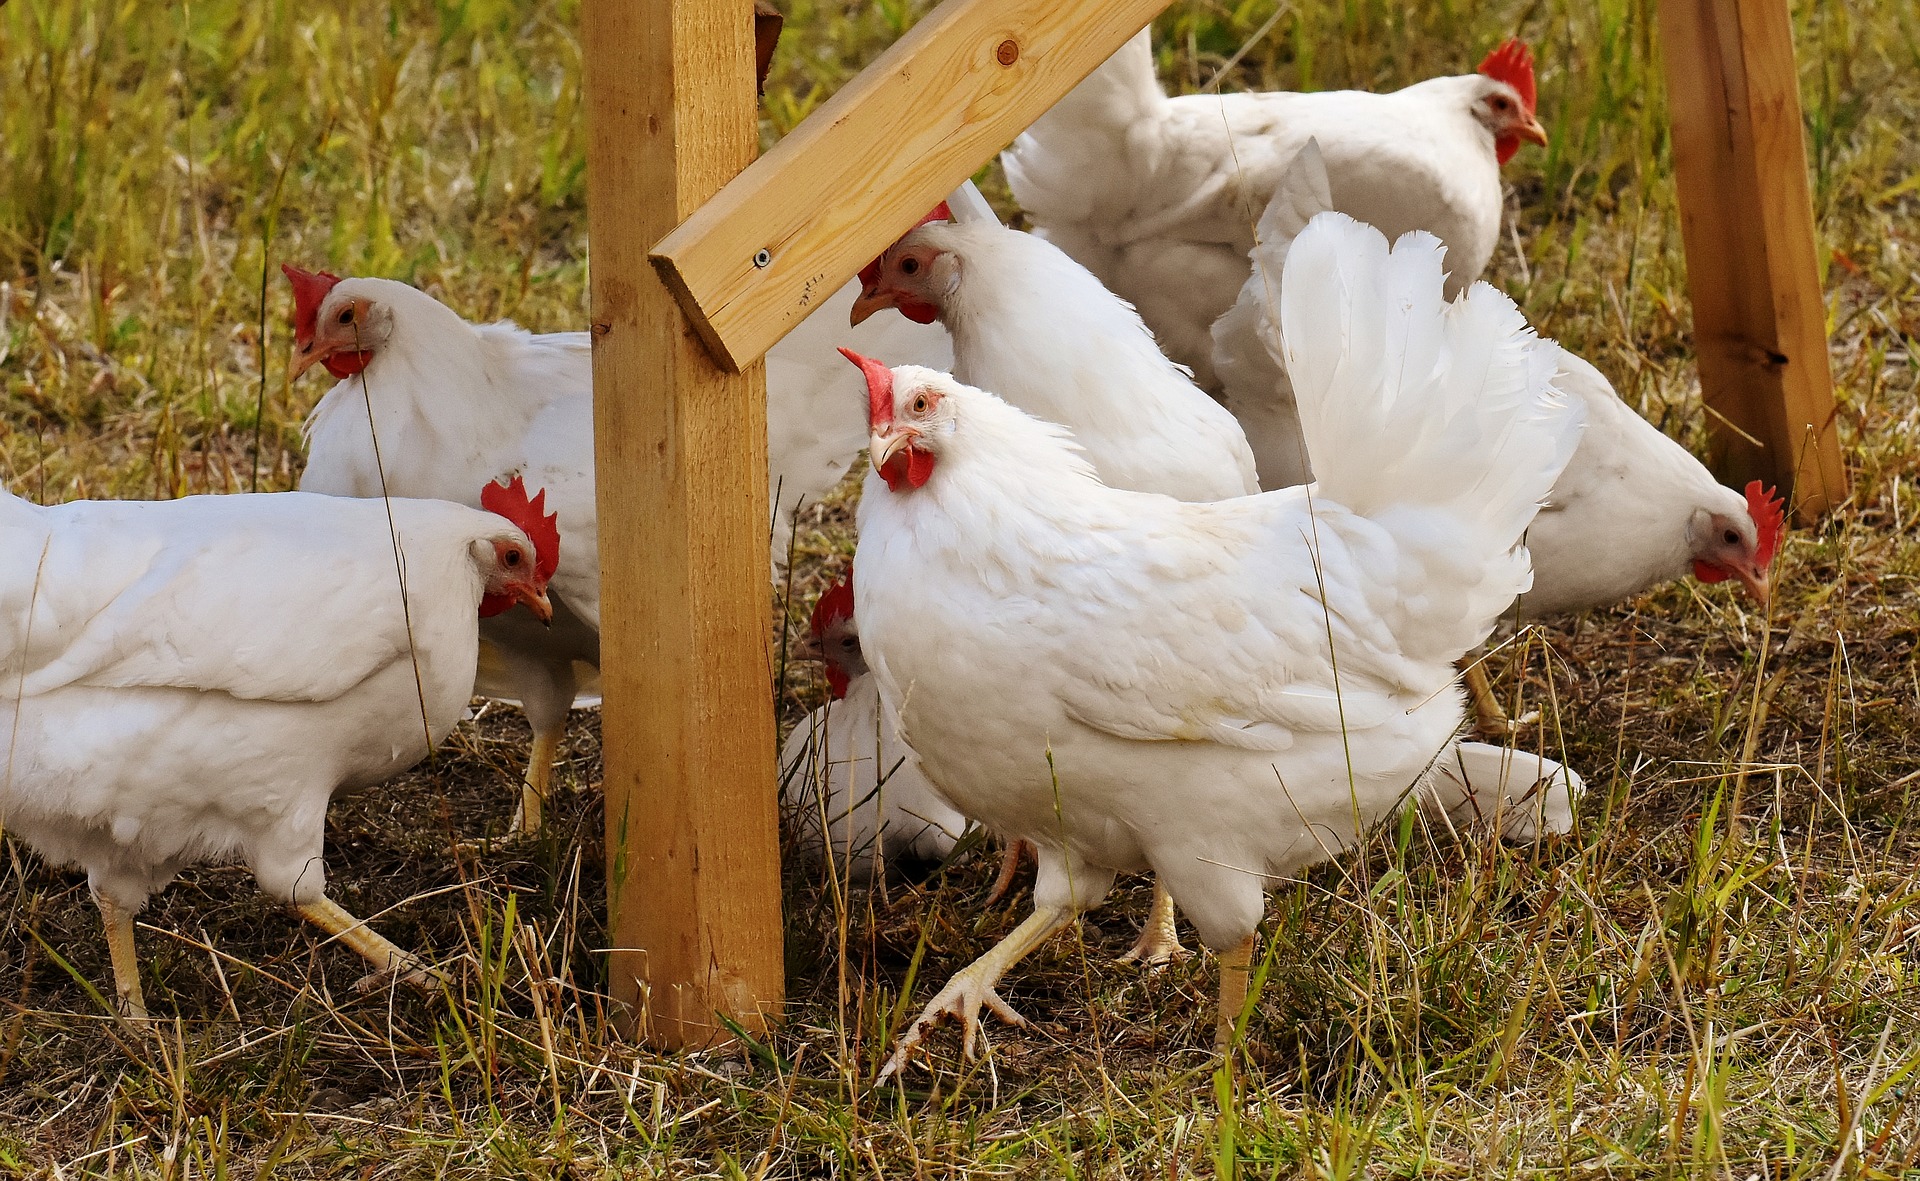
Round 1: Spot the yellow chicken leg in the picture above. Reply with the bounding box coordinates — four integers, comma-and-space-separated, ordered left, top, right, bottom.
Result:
1461, 658, 1515, 735
1119, 881, 1189, 965
96, 894, 149, 1022
511, 723, 564, 836
879, 904, 1076, 1083
1216, 934, 1256, 1050
296, 896, 440, 991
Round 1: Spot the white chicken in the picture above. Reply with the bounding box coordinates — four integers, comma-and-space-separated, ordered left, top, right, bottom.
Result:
1003, 31, 1546, 392
847, 212, 1584, 1077
1211, 140, 1782, 728
287, 265, 595, 834
852, 211, 1261, 962
0, 478, 556, 1019
286, 250, 951, 830
780, 576, 965, 878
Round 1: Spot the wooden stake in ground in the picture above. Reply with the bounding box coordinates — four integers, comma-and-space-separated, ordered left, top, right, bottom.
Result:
1659, 0, 1847, 522
581, 0, 783, 1047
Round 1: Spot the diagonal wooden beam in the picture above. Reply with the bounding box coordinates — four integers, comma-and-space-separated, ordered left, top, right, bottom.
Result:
1658, 0, 1847, 522
650, 0, 1173, 372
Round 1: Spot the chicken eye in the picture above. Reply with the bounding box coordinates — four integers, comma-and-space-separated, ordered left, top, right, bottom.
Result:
901, 257, 920, 276
841, 637, 857, 649
338, 307, 354, 324
911, 393, 929, 414
504, 549, 523, 567
1723, 529, 1740, 546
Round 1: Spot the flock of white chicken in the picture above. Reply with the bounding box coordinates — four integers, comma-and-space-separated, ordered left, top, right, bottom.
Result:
0, 27, 1780, 1073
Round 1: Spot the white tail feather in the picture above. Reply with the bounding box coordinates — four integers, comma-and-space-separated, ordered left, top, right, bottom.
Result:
943, 180, 1000, 226
1279, 213, 1583, 654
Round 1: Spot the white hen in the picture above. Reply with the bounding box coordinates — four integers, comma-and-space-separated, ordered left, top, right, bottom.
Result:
287, 246, 952, 830
0, 480, 554, 1019
853, 211, 1260, 962
780, 576, 965, 879
1003, 32, 1546, 392
1211, 141, 1781, 728
849, 213, 1583, 1076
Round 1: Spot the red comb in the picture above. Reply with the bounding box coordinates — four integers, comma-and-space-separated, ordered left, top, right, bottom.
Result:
282, 264, 343, 344
839, 347, 894, 429
1477, 39, 1536, 114
1746, 481, 1784, 567
481, 475, 560, 583
857, 202, 956, 290
810, 576, 855, 640
810, 576, 856, 698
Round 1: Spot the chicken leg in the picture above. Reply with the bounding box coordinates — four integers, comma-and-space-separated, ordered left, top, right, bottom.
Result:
511, 723, 564, 836
96, 894, 149, 1021
878, 904, 1076, 1083
1119, 882, 1189, 965
297, 896, 441, 991
1216, 934, 1256, 1050
1461, 657, 1522, 735
982, 837, 1033, 906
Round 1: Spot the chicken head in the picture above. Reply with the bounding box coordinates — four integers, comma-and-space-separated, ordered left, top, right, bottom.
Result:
1690, 480, 1783, 607
283, 263, 381, 380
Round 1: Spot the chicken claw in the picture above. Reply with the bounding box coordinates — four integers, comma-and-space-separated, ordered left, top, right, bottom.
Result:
1118, 882, 1189, 966
878, 904, 1076, 1083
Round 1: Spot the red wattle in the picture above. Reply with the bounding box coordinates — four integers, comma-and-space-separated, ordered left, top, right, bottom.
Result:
1495, 135, 1519, 166
900, 300, 940, 325
825, 664, 850, 700
1692, 559, 1730, 584
323, 350, 374, 380
478, 592, 514, 617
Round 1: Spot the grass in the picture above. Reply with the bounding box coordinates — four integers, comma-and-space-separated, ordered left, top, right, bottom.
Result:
3, 0, 1920, 1174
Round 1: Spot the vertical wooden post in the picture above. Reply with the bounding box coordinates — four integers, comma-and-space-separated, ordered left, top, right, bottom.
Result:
582, 0, 784, 1046
1658, 0, 1847, 521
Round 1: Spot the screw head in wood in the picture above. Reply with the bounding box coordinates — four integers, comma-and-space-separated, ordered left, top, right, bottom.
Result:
995, 38, 1019, 66
753, 248, 772, 269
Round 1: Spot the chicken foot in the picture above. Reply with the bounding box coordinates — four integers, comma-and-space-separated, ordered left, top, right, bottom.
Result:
1118, 882, 1189, 965
1216, 934, 1256, 1050
96, 894, 149, 1022
878, 904, 1076, 1083
297, 896, 441, 992
511, 723, 563, 836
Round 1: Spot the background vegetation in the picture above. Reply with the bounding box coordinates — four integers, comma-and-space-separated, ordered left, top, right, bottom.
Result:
2, 0, 1918, 1175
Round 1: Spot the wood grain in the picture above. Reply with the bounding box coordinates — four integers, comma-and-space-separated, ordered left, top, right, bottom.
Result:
582, 0, 784, 1048
650, 0, 1173, 371
1659, 0, 1847, 521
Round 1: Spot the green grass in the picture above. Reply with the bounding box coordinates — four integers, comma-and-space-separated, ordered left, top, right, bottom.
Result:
4, 0, 1920, 1175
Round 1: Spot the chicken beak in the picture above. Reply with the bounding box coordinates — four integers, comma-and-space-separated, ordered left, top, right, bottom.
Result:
516, 585, 555, 625
794, 632, 823, 662
1517, 114, 1549, 148
289, 340, 324, 380
870, 428, 913, 471
850, 286, 891, 327
1735, 565, 1770, 610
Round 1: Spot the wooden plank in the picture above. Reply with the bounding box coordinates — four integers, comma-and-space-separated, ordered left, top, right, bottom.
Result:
1658, 0, 1847, 521
582, 0, 784, 1048
650, 0, 1174, 371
